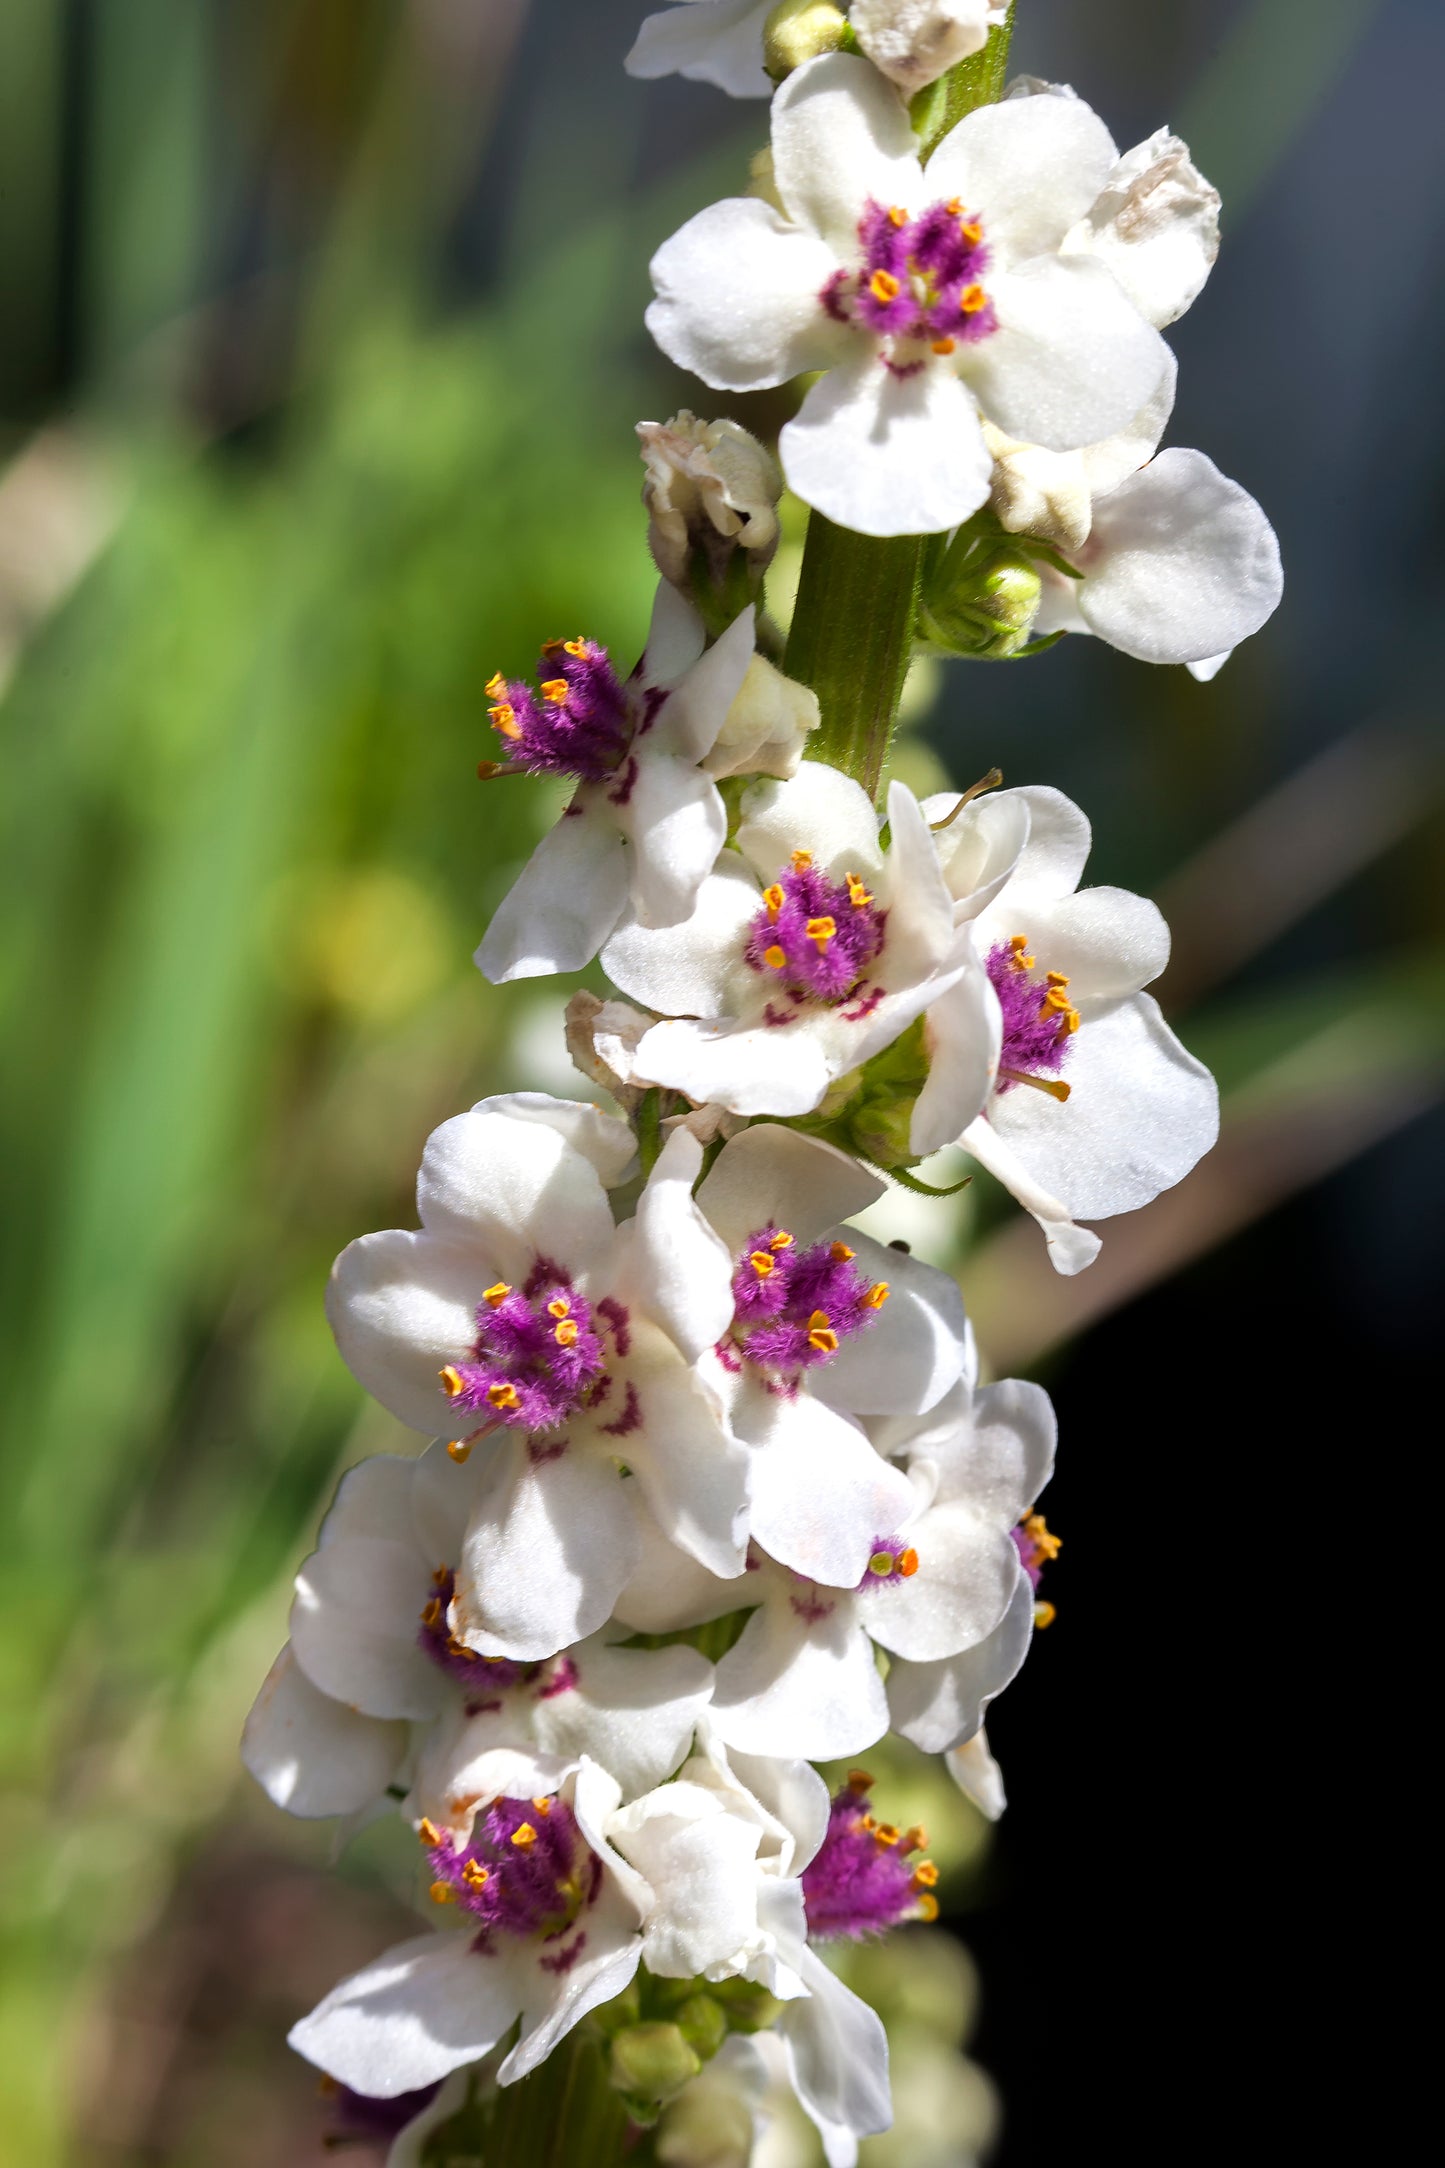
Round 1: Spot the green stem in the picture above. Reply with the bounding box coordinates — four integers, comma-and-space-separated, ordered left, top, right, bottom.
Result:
479, 2028, 631, 2166
780, 4, 1017, 802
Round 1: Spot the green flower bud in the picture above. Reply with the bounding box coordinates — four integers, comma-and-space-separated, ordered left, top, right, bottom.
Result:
591, 1977, 642, 2035
707, 1977, 786, 2032
764, 0, 848, 79
673, 1993, 729, 2062
608, 2021, 702, 2108
920, 544, 1043, 660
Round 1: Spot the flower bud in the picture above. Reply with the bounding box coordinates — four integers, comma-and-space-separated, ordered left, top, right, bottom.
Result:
638, 413, 782, 629
851, 0, 1006, 92
983, 420, 1092, 553
834, 1014, 931, 1169
673, 1992, 729, 2062
702, 653, 819, 781
609, 2020, 703, 2109
920, 543, 1043, 660
763, 1, 848, 79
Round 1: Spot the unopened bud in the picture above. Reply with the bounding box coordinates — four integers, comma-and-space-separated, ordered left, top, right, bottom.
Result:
609, 2021, 702, 2108
673, 1993, 729, 2062
851, 0, 1006, 93
763, 0, 847, 80
920, 544, 1043, 660
638, 413, 782, 630
703, 654, 819, 781
984, 420, 1093, 554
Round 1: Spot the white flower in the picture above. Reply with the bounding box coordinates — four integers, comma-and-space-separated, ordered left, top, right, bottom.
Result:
984, 352, 1179, 554
690, 1121, 968, 1587
241, 1447, 713, 1827
928, 785, 1219, 1272
647, 54, 1171, 535
1031, 445, 1283, 671
325, 1094, 750, 1658
627, 0, 776, 100
477, 584, 758, 983
946, 1727, 1006, 1820
603, 762, 994, 1151
639, 411, 783, 591
289, 1760, 645, 2096
616, 1358, 1055, 1760
851, 1, 1007, 94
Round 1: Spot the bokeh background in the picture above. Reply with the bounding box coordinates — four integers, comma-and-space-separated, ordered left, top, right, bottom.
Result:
1, 0, 1440, 2160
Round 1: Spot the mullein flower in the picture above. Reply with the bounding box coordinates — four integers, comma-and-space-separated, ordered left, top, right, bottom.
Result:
647, 54, 1171, 534
602, 761, 993, 1149
638, 412, 783, 604
851, 0, 1008, 93
626, 0, 1005, 100
325, 1095, 750, 1657
626, 0, 777, 98
241, 1448, 713, 1829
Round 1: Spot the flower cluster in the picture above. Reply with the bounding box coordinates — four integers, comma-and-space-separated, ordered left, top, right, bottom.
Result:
245, 8, 1274, 2163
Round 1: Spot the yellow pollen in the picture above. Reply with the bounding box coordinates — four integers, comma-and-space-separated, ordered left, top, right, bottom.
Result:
510, 1823, 538, 1848
903, 1824, 927, 1853
445, 1633, 472, 1660
860, 1813, 876, 1832
845, 872, 874, 908
897, 1546, 919, 1577
1046, 970, 1070, 986
961, 283, 988, 314
541, 678, 570, 705
462, 1860, 490, 1890
554, 1318, 579, 1347
563, 638, 588, 657
446, 1439, 472, 1464
887, 205, 908, 228
750, 1250, 776, 1278
864, 1281, 890, 1309
420, 1597, 443, 1630
439, 1365, 466, 1399
912, 1859, 939, 1888
485, 672, 508, 701
847, 1769, 875, 1793
488, 1382, 520, 1410
915, 1891, 940, 1922
806, 915, 836, 949
869, 269, 901, 302
483, 1282, 512, 1308
532, 1796, 553, 1815
873, 1822, 901, 1848
1040, 986, 1082, 1032
764, 944, 787, 970
432, 1566, 450, 1586
547, 1296, 571, 1318
1034, 1600, 1057, 1630
931, 337, 957, 356
769, 1230, 794, 1251
868, 1550, 896, 1577
791, 850, 813, 872
1008, 933, 1036, 970
807, 1310, 839, 1354
830, 1242, 855, 1262
944, 197, 964, 216
763, 883, 785, 921
961, 219, 982, 244
429, 1880, 456, 1905
489, 703, 521, 740
1022, 1511, 1062, 1561
418, 1818, 442, 1846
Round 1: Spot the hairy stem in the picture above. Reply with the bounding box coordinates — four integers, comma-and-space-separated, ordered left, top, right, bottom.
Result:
479, 2029, 631, 2166
781, 4, 1017, 802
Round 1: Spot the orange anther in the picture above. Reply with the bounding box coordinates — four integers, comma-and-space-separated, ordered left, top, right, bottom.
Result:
769, 1230, 794, 1251
864, 1282, 890, 1309
418, 1818, 442, 1846
806, 915, 837, 949
791, 850, 813, 872
961, 283, 988, 314
510, 1823, 538, 1848
429, 1881, 455, 1905
540, 678, 570, 704
932, 337, 957, 356
439, 1365, 466, 1398
898, 1547, 919, 1577
869, 270, 901, 303
830, 1242, 855, 1262
483, 1283, 512, 1308
763, 883, 785, 921
764, 944, 787, 970
888, 205, 908, 227
446, 1439, 472, 1464
913, 1859, 939, 1888
487, 1382, 520, 1411
750, 1251, 776, 1278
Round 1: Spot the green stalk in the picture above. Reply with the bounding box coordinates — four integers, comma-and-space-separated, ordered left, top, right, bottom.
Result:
477, 2030, 632, 2166
781, 3, 1016, 801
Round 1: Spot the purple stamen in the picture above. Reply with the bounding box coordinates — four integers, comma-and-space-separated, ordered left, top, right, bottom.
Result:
744, 859, 886, 1007
488, 638, 632, 785
724, 1226, 886, 1385
801, 1780, 937, 1940
1011, 1511, 1060, 1591
441, 1272, 609, 1432
423, 1795, 602, 1948
418, 1567, 541, 1697
821, 198, 999, 364
985, 938, 1078, 1089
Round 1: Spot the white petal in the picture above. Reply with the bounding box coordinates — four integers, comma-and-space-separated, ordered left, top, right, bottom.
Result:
316, 1452, 418, 1546
289, 1933, 519, 2097
1079, 346, 1177, 497
326, 1229, 493, 1437
770, 53, 923, 254
910, 961, 998, 1155
417, 1100, 620, 1280
780, 357, 991, 537
242, 1647, 407, 1818
630, 1015, 835, 1120
603, 855, 759, 1017
609, 1786, 768, 1980
885, 1574, 1035, 1752
697, 1124, 883, 1255
923, 786, 1030, 918
625, 0, 774, 99
736, 761, 883, 884
723, 1747, 832, 1872
946, 1727, 1007, 1820
476, 803, 630, 981
385, 2068, 473, 2168
711, 1599, 887, 1759
409, 1714, 572, 1842
1009, 883, 1170, 999
1062, 127, 1220, 329
613, 1506, 744, 1634
615, 754, 727, 929
1189, 650, 1231, 683
656, 602, 757, 760
292, 1531, 442, 1720
987, 991, 1217, 1220
619, 1327, 751, 1577
639, 577, 707, 690
957, 1115, 1102, 1274
409, 1435, 495, 1576
878, 781, 961, 985
537, 1638, 713, 1799
812, 1232, 967, 1417
628, 1127, 736, 1362
1077, 448, 1283, 665
647, 198, 844, 393
502, 1883, 643, 2083
934, 1375, 1057, 1519
979, 783, 1090, 908
861, 1501, 1019, 1662
927, 91, 1118, 263
453, 1437, 642, 1661
782, 1946, 892, 2141
481, 1093, 638, 1190
743, 1391, 916, 1587
962, 256, 1170, 453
